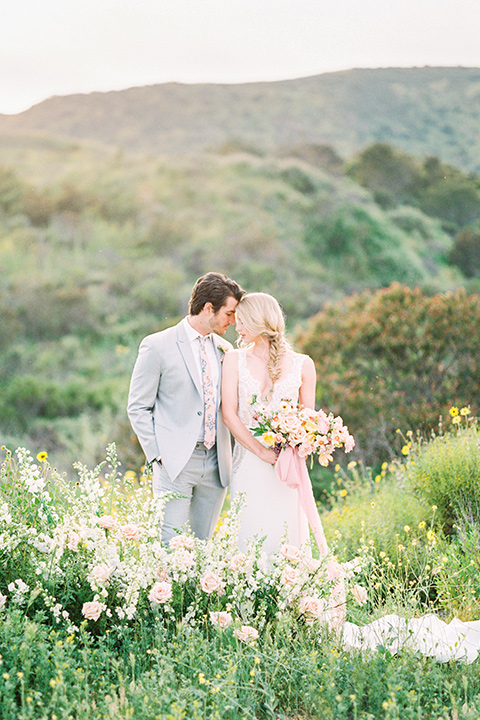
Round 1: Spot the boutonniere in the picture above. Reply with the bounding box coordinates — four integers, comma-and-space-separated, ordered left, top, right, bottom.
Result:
217, 343, 230, 361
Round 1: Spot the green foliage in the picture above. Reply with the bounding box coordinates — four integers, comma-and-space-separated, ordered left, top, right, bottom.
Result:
347, 143, 480, 233
296, 284, 480, 466
449, 225, 480, 277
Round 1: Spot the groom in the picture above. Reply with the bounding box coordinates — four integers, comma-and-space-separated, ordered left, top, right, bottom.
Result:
127, 272, 244, 543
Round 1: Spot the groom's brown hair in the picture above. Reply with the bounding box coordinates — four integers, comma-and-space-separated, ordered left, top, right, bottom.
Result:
189, 272, 244, 315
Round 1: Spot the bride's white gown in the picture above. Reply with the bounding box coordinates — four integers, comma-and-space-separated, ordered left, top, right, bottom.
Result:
230, 349, 309, 555
230, 349, 480, 663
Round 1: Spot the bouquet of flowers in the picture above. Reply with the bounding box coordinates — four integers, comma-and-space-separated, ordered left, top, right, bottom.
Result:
250, 396, 355, 466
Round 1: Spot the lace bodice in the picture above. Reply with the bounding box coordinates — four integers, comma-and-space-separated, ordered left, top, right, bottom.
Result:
232, 349, 307, 473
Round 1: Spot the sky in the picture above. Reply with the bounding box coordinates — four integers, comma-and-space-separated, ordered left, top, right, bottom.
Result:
1, 0, 480, 115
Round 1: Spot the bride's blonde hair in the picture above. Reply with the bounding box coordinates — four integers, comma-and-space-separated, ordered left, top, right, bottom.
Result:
236, 292, 290, 384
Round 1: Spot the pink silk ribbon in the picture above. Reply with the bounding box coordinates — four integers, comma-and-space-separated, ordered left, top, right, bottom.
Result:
275, 445, 346, 628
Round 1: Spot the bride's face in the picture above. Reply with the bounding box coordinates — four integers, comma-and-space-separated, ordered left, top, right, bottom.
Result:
235, 316, 257, 344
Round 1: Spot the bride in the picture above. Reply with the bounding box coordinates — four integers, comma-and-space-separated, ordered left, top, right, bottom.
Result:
221, 291, 316, 554
222, 292, 480, 663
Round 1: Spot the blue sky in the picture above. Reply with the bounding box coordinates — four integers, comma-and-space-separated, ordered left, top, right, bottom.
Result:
1, 0, 480, 114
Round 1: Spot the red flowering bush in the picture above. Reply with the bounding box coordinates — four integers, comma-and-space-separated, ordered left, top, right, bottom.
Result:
296, 284, 480, 466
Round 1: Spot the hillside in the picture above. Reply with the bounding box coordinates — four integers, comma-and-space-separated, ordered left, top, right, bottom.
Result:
2, 132, 474, 470
1, 67, 480, 171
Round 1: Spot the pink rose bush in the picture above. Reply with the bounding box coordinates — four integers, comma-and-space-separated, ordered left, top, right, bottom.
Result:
250, 397, 355, 465
0, 444, 356, 640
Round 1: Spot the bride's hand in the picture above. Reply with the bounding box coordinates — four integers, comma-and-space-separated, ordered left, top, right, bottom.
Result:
259, 447, 278, 465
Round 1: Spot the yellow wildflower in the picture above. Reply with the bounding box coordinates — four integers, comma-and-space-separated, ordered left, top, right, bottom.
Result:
460, 407, 470, 416
451, 416, 461, 425
36, 451, 48, 462
339, 489, 348, 498
449, 406, 459, 417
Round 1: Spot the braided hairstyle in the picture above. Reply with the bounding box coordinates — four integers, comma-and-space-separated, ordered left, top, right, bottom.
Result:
235, 293, 290, 385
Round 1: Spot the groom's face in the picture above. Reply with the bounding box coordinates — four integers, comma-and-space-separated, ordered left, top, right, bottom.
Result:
207, 296, 238, 335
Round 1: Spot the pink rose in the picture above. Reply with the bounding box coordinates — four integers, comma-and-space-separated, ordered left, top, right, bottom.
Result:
316, 410, 330, 435
282, 566, 298, 586
200, 572, 224, 594
97, 515, 117, 529
352, 584, 368, 605
169, 534, 195, 550
91, 564, 112, 582
345, 434, 355, 453
121, 523, 139, 540
68, 532, 81, 551
82, 600, 103, 621
172, 549, 195, 571
229, 553, 247, 572
209, 611, 233, 629
298, 595, 325, 619
148, 581, 173, 604
281, 544, 302, 563
234, 625, 259, 642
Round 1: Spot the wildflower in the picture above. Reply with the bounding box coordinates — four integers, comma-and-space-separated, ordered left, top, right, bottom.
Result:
375, 475, 381, 483
460, 407, 470, 416
36, 451, 48, 462
449, 406, 459, 416
347, 461, 357, 469
403, 525, 410, 533
198, 673, 206, 684
339, 489, 347, 498
401, 445, 410, 456
381, 462, 388, 470
398, 544, 405, 552
418, 521, 426, 530
452, 416, 461, 425
431, 505, 438, 511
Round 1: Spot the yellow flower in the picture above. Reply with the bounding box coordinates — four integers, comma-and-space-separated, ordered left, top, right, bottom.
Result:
36, 451, 48, 462
451, 416, 461, 425
198, 673, 206, 685
449, 406, 459, 417
460, 407, 470, 416
347, 461, 357, 470
124, 470, 137, 480
262, 431, 276, 447
334, 464, 340, 472
404, 525, 410, 532
401, 445, 410, 456
418, 521, 426, 530
339, 489, 348, 498
381, 462, 388, 471
375, 474, 381, 483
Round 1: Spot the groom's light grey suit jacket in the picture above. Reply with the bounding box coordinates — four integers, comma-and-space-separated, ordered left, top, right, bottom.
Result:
127, 321, 232, 486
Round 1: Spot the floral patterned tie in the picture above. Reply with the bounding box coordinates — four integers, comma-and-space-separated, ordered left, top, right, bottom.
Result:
198, 336, 216, 448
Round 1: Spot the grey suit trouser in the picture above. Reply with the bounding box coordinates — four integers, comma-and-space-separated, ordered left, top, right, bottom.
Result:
152, 442, 226, 544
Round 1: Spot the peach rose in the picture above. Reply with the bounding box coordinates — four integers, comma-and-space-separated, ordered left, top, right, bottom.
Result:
229, 553, 246, 572
281, 544, 302, 563
234, 625, 259, 642
68, 532, 81, 551
209, 611, 233, 629
82, 600, 103, 621
299, 595, 325, 619
169, 534, 195, 550
97, 515, 117, 530
352, 584, 368, 605
121, 523, 139, 540
282, 566, 298, 586
200, 572, 224, 594
91, 564, 112, 582
148, 581, 173, 604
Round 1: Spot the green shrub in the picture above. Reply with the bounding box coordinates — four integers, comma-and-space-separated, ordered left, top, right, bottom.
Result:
406, 415, 480, 533
296, 284, 480, 466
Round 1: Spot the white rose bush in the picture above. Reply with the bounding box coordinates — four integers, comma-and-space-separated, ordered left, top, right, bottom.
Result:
0, 444, 359, 642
